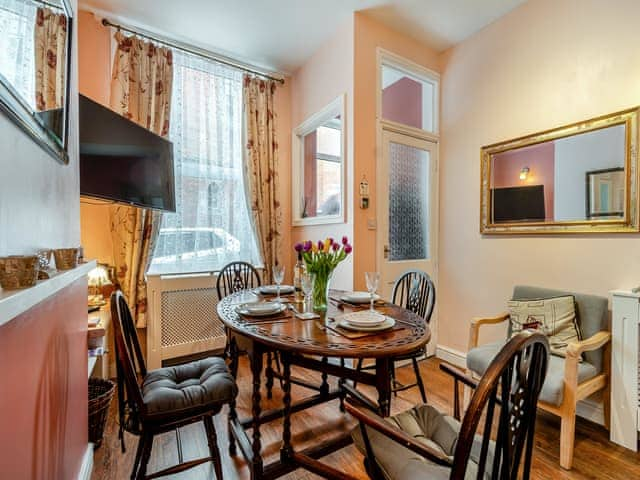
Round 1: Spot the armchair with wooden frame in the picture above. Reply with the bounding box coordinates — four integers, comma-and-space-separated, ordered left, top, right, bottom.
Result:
466, 285, 611, 470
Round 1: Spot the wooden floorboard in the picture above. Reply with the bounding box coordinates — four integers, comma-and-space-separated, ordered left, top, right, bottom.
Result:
91, 357, 640, 479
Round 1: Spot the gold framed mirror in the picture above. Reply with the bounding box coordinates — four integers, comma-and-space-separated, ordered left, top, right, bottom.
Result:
480, 107, 639, 234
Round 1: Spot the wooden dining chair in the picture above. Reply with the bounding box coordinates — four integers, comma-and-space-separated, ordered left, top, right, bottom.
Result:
346, 331, 550, 480
216, 261, 282, 398
111, 291, 237, 480
355, 270, 435, 403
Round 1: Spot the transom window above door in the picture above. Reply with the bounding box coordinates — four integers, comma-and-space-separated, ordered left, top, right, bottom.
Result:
378, 49, 439, 135
292, 95, 346, 226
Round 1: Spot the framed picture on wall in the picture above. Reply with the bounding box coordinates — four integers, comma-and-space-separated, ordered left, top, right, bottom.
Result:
586, 167, 625, 219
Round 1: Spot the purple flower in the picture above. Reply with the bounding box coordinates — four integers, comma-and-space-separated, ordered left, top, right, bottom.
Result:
344, 244, 353, 254
317, 240, 324, 250
332, 243, 340, 251
342, 236, 349, 245
327, 237, 334, 246
294, 242, 303, 252
303, 240, 312, 252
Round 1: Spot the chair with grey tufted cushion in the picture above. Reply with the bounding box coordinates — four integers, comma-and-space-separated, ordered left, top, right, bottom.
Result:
466, 285, 611, 470
111, 290, 236, 480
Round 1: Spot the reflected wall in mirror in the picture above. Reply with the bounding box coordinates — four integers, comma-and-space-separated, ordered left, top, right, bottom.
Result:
292, 95, 345, 226
0, 0, 71, 163
480, 107, 639, 234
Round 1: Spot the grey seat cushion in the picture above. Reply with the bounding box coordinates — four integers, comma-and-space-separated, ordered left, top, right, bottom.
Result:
351, 404, 493, 480
142, 357, 236, 415
467, 341, 598, 406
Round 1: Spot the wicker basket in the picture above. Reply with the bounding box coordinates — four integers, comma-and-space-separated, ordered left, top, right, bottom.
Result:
88, 378, 115, 448
53, 248, 78, 270
0, 255, 39, 290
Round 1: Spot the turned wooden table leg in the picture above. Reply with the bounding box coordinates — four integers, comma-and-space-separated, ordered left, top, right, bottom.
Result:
376, 358, 392, 417
280, 351, 293, 463
265, 351, 275, 399
249, 346, 264, 479
320, 356, 329, 396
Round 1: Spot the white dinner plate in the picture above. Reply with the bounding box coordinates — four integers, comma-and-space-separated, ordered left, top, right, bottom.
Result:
235, 301, 286, 317
341, 291, 381, 304
339, 310, 387, 327
338, 316, 396, 332
258, 285, 295, 295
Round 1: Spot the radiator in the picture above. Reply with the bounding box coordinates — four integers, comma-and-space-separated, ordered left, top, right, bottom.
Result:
146, 273, 227, 369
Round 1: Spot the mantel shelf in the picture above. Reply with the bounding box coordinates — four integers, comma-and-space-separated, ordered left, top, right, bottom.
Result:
0, 260, 96, 327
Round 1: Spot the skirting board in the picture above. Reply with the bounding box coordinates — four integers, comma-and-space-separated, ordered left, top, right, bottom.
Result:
78, 444, 93, 480
435, 345, 605, 426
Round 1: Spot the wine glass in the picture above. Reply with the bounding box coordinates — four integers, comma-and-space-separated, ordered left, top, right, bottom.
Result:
301, 272, 315, 313
273, 264, 285, 303
365, 272, 380, 312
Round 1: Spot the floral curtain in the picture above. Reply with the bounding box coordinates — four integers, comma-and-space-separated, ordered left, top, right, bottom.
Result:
34, 7, 67, 111
109, 32, 173, 327
243, 75, 282, 282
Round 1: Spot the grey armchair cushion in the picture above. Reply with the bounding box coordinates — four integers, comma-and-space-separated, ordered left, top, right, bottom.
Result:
467, 341, 598, 406
511, 286, 608, 372
142, 357, 237, 415
351, 404, 493, 480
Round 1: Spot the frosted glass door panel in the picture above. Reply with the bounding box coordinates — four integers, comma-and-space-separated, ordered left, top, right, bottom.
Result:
388, 142, 430, 261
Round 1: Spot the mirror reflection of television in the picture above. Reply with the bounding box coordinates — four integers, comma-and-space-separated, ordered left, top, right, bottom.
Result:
79, 94, 176, 212
492, 185, 545, 222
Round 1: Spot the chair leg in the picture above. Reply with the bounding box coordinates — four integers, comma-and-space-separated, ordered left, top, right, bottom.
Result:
204, 416, 224, 480
130, 434, 144, 480
135, 432, 153, 480
412, 357, 427, 403
353, 358, 364, 388
391, 363, 398, 397
560, 411, 576, 470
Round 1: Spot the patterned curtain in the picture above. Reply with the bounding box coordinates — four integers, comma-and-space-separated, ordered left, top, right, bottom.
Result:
109, 32, 173, 328
33, 7, 67, 111
242, 75, 282, 281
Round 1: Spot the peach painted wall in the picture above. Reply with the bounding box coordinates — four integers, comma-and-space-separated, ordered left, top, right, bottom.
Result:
290, 20, 355, 290
78, 10, 115, 266
438, 0, 640, 353
0, 280, 89, 479
353, 13, 440, 290
492, 142, 555, 221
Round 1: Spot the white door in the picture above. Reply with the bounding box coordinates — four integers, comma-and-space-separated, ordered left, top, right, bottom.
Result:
377, 130, 438, 350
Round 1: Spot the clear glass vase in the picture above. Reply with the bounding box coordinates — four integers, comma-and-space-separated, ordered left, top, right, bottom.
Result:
311, 269, 334, 312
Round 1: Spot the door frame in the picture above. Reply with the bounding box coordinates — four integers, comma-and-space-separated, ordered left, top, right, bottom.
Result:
375, 49, 440, 354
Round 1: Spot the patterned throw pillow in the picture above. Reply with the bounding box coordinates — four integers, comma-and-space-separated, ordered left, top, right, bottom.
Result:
508, 295, 581, 358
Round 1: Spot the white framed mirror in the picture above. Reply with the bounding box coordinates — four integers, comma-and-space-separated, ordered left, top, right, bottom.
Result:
292, 95, 346, 226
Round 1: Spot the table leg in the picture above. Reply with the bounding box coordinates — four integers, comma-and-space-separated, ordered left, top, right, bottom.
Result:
375, 358, 392, 417
249, 347, 264, 478
227, 337, 239, 456
338, 358, 346, 412
280, 351, 293, 463
265, 351, 275, 399
320, 356, 329, 396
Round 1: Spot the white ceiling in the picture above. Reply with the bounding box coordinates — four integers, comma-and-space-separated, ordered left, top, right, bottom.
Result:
79, 0, 526, 74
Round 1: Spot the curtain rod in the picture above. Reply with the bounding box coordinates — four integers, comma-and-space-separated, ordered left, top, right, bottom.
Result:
101, 18, 285, 84
30, 0, 65, 11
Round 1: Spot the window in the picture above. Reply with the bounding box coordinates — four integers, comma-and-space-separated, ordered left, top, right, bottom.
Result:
292, 95, 345, 226
378, 50, 439, 134
0, 0, 37, 108
148, 52, 260, 275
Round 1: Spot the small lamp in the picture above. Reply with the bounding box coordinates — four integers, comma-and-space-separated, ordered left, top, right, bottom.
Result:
88, 264, 112, 306
519, 166, 530, 180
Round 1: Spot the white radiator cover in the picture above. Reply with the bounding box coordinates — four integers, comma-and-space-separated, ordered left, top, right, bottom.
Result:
146, 273, 227, 369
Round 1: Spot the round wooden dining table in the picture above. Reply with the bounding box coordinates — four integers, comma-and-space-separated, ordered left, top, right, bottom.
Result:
217, 289, 431, 480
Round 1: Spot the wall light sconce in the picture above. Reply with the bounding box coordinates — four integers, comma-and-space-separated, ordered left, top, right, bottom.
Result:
519, 167, 530, 180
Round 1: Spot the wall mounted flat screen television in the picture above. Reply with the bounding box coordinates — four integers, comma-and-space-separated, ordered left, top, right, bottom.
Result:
79, 94, 176, 212
492, 185, 545, 222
